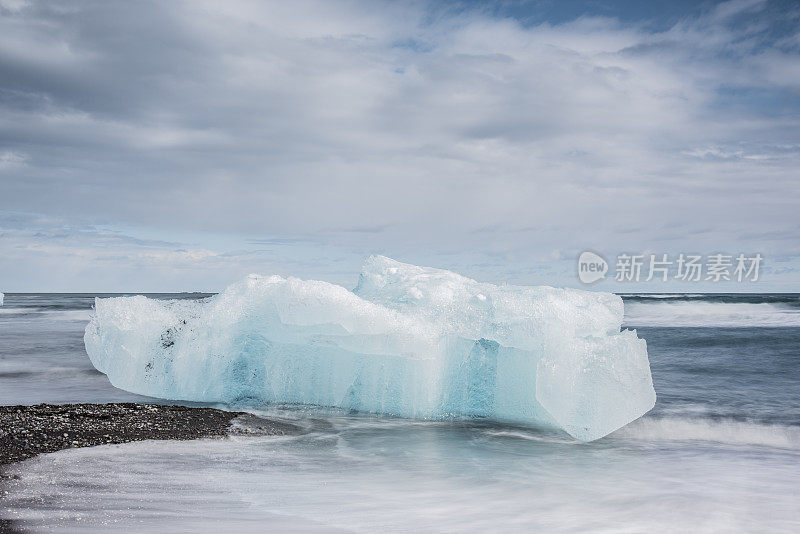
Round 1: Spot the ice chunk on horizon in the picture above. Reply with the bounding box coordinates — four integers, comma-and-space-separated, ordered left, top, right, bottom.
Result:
0, 292, 3, 306
84, 256, 656, 441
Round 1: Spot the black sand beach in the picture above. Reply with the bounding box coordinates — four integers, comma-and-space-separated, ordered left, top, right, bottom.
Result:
0, 403, 249, 467
0, 403, 300, 467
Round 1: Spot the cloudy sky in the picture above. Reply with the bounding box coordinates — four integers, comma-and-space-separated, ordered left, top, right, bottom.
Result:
1, 0, 798, 292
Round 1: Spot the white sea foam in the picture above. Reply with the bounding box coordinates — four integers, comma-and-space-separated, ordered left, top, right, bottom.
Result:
619, 294, 706, 299
0, 308, 91, 322
50, 309, 93, 322
613, 416, 800, 449
623, 301, 800, 327
483, 416, 800, 450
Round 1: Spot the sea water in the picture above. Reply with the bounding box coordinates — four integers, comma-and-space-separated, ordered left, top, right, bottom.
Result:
1, 293, 799, 532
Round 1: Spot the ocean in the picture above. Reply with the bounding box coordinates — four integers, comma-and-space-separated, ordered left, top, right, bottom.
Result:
1, 293, 799, 532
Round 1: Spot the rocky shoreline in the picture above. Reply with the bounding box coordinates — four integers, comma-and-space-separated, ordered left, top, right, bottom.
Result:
0, 403, 294, 467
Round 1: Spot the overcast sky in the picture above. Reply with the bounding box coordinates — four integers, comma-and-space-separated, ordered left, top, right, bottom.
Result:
1, 0, 798, 292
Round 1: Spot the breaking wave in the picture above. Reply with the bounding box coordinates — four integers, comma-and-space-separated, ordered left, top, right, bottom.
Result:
623, 300, 800, 327
613, 416, 800, 449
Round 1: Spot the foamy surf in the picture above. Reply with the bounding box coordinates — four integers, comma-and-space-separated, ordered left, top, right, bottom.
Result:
0, 307, 91, 321
623, 301, 800, 327
612, 416, 800, 449
478, 416, 800, 450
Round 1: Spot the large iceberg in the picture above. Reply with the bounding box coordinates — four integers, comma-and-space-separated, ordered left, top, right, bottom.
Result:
84, 256, 655, 441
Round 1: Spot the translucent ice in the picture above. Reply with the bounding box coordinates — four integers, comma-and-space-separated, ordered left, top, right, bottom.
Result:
0, 292, 3, 306
84, 256, 655, 441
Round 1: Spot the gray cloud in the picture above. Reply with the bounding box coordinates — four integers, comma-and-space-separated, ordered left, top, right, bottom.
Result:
0, 0, 798, 290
